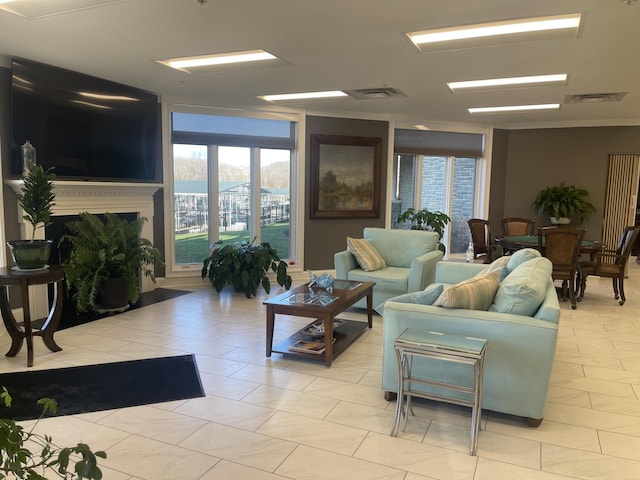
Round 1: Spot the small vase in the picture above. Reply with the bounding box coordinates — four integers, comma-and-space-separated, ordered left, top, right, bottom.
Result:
550, 217, 571, 225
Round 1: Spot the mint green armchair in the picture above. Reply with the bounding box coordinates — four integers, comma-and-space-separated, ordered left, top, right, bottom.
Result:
334, 227, 443, 310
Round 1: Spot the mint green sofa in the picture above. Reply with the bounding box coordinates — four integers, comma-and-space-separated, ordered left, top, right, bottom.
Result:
334, 227, 444, 310
382, 254, 560, 426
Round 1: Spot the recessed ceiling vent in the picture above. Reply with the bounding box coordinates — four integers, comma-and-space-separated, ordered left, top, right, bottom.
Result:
345, 87, 407, 100
564, 92, 627, 104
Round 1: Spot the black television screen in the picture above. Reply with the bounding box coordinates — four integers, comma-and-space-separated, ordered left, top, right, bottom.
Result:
10, 58, 161, 182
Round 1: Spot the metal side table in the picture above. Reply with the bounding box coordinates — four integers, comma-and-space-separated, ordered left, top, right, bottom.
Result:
390, 328, 487, 455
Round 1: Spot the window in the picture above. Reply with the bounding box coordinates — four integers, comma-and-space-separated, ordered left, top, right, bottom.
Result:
169, 110, 297, 273
392, 129, 486, 255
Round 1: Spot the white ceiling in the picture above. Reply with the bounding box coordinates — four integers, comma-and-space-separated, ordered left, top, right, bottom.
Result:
1, 0, 639, 129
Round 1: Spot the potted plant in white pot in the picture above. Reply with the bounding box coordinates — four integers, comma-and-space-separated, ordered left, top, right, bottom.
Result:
7, 165, 56, 270
531, 182, 596, 225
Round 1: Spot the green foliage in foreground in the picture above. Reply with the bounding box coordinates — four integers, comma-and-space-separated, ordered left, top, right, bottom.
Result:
0, 387, 106, 479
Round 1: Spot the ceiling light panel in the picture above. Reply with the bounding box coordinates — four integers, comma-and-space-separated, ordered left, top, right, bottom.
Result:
468, 104, 560, 114
407, 13, 581, 52
0, 0, 127, 19
260, 91, 348, 102
447, 74, 568, 92
157, 49, 286, 74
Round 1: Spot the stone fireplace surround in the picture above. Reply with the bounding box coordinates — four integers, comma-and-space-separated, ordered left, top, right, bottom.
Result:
6, 180, 162, 318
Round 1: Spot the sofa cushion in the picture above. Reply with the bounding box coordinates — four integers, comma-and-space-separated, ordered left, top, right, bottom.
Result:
347, 237, 386, 272
348, 266, 408, 292
490, 256, 552, 316
363, 227, 439, 267
479, 255, 510, 281
506, 248, 541, 272
433, 269, 501, 311
376, 284, 444, 315
388, 284, 444, 306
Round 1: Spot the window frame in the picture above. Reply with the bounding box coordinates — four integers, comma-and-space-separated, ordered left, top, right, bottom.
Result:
164, 104, 302, 278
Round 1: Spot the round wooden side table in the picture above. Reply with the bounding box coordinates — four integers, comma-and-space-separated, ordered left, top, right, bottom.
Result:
0, 265, 65, 367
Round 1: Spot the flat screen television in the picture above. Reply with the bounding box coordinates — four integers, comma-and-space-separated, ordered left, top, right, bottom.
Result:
10, 58, 161, 182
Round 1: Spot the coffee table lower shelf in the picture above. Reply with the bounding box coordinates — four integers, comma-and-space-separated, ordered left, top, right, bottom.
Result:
271, 319, 368, 363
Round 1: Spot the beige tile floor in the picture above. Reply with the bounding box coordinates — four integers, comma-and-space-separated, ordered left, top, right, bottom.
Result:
2, 259, 640, 480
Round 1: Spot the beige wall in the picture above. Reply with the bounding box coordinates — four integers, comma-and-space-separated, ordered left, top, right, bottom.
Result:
304, 115, 389, 270
502, 126, 640, 242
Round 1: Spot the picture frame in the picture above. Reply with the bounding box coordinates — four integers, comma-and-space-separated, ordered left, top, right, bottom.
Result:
310, 134, 382, 219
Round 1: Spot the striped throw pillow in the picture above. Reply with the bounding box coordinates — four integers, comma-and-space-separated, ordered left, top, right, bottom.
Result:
433, 269, 501, 311
347, 237, 386, 272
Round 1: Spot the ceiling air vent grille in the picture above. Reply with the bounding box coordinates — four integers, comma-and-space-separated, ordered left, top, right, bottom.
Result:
345, 87, 407, 100
564, 92, 627, 104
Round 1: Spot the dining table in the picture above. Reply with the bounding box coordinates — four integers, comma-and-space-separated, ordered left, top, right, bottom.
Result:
495, 234, 602, 256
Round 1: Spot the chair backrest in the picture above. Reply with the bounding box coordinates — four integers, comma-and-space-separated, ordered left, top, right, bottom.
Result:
538, 226, 586, 275
467, 219, 491, 255
501, 217, 535, 236
615, 226, 640, 267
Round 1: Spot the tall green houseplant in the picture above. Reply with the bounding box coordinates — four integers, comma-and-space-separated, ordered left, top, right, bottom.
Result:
16, 165, 56, 241
8, 165, 56, 269
395, 207, 451, 253
59, 212, 163, 312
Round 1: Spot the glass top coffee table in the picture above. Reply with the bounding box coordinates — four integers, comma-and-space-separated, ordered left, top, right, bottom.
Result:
263, 280, 375, 366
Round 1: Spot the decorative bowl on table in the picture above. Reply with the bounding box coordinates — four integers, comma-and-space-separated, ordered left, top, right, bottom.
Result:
302, 319, 345, 339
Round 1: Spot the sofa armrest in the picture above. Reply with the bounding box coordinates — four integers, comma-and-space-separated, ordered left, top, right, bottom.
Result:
334, 249, 359, 279
407, 250, 444, 291
435, 261, 486, 284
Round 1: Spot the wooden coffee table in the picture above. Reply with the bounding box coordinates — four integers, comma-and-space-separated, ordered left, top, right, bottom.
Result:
264, 280, 375, 366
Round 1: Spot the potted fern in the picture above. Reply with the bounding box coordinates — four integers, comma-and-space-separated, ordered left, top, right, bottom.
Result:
531, 182, 596, 225
7, 165, 56, 270
201, 238, 292, 298
59, 212, 163, 313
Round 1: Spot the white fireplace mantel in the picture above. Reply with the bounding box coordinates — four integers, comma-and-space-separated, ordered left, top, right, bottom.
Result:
6, 180, 162, 219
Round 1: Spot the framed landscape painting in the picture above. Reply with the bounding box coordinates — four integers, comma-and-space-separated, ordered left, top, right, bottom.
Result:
310, 134, 382, 219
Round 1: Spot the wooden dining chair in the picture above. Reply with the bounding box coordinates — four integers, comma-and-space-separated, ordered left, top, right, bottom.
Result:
467, 219, 500, 263
538, 226, 586, 309
500, 217, 536, 236
576, 226, 640, 305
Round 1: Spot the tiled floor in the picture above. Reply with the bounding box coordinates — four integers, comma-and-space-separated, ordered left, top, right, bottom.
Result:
2, 260, 640, 479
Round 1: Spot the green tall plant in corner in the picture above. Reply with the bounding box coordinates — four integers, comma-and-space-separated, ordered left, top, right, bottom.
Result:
0, 388, 105, 479
395, 207, 451, 253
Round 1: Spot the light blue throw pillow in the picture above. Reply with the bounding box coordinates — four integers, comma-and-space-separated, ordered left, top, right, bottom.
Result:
376, 284, 444, 315
490, 257, 552, 316
506, 248, 541, 272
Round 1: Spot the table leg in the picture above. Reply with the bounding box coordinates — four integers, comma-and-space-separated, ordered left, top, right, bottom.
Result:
20, 279, 34, 368
40, 280, 63, 353
366, 289, 373, 328
266, 305, 275, 357
323, 314, 333, 367
0, 286, 24, 358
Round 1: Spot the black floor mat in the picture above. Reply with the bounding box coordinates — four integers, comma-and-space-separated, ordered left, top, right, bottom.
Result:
0, 354, 205, 421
